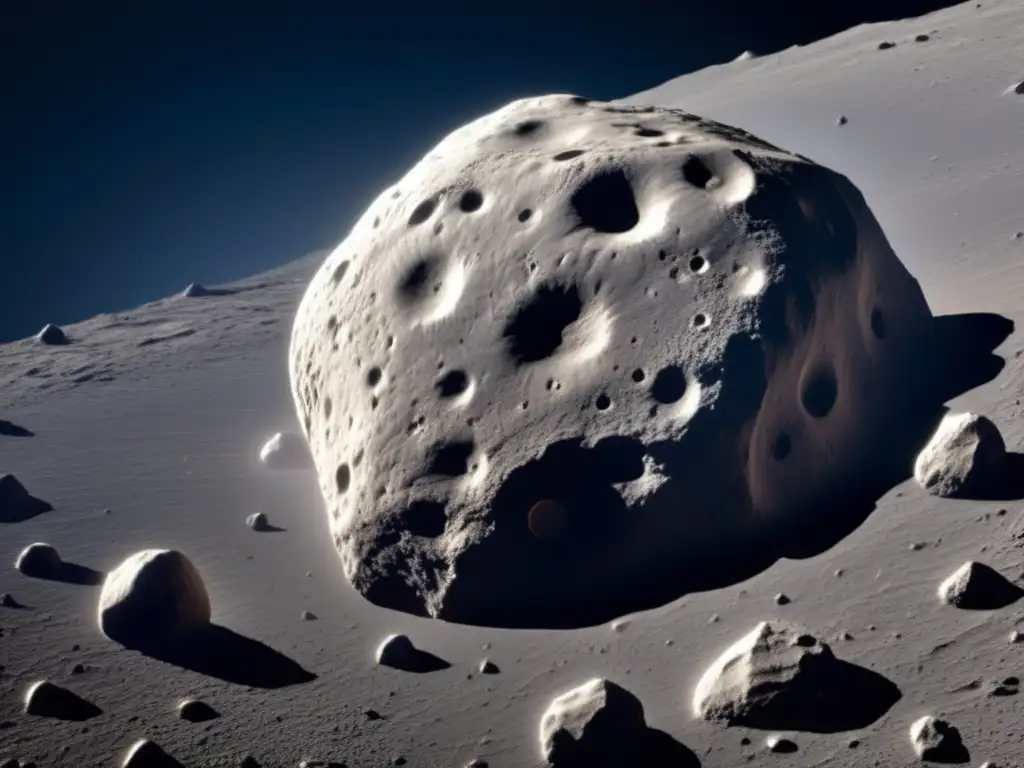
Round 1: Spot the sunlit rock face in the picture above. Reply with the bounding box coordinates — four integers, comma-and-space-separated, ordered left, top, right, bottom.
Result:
289, 94, 933, 628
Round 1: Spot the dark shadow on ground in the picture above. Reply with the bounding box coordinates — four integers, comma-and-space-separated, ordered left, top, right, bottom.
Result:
382, 648, 451, 674
551, 727, 701, 768
131, 624, 316, 688
728, 660, 902, 733
29, 562, 105, 586
0, 420, 33, 437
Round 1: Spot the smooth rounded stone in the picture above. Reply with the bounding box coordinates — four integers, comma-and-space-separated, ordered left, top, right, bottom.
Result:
36, 323, 67, 345
766, 735, 798, 753
937, 561, 1023, 609
259, 431, 312, 470
122, 739, 182, 768
289, 94, 935, 627
177, 699, 219, 722
909, 715, 967, 762
98, 549, 211, 648
539, 678, 647, 766
914, 412, 1005, 497
376, 633, 415, 668
15, 543, 61, 578
23, 680, 100, 720
246, 512, 271, 531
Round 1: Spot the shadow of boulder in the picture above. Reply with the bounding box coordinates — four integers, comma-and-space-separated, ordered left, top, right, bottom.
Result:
380, 647, 451, 674
551, 726, 701, 768
0, 420, 33, 437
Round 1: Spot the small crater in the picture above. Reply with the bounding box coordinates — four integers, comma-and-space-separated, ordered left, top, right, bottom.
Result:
651, 365, 686, 404
503, 284, 583, 364
631, 368, 646, 383
331, 260, 350, 285
571, 169, 639, 234
426, 441, 475, 477
459, 190, 484, 213
801, 367, 838, 418
367, 367, 383, 387
553, 150, 585, 161
771, 433, 792, 461
595, 394, 612, 411
396, 255, 443, 307
436, 370, 470, 398
528, 499, 569, 540
635, 127, 664, 137
692, 313, 709, 329
689, 254, 707, 274
870, 308, 887, 339
336, 464, 352, 494
408, 199, 437, 226
682, 156, 715, 189
518, 209, 533, 223
514, 120, 544, 137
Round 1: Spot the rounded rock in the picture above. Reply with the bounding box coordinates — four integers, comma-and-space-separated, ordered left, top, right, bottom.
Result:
15, 543, 61, 578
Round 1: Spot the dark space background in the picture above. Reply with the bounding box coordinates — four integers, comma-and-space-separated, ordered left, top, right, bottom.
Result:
1, 0, 963, 342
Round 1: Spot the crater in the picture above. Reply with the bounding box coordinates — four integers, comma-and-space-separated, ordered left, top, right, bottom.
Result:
651, 365, 687, 404
459, 190, 484, 213
771, 433, 792, 461
571, 169, 639, 233
682, 156, 715, 189
331, 260, 350, 285
336, 463, 352, 494
401, 499, 448, 538
514, 120, 544, 137
801, 366, 838, 418
871, 307, 887, 339
436, 370, 470, 398
426, 440, 476, 477
408, 199, 437, 226
503, 284, 584, 364
396, 256, 444, 307
554, 150, 585, 161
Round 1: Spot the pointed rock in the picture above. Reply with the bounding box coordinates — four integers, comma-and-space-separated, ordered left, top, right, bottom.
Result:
15, 543, 61, 578
121, 739, 182, 768
177, 699, 219, 722
479, 658, 500, 675
937, 561, 1023, 609
182, 282, 212, 298
376, 634, 416, 668
909, 715, 968, 762
36, 324, 67, 345
0, 593, 19, 608
539, 678, 647, 766
99, 549, 211, 648
914, 413, 1005, 497
23, 680, 101, 720
259, 431, 312, 470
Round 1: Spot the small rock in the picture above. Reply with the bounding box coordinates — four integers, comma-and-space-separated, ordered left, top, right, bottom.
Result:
0, 593, 19, 608
122, 739, 182, 768
1013, 81, 1024, 95
767, 735, 798, 753
479, 659, 500, 675
463, 760, 488, 768
69, 664, 85, 675
1009, 629, 1023, 644
914, 33, 930, 42
837, 115, 848, 126
178, 699, 220, 722
539, 678, 647, 765
98, 549, 211, 648
0, 474, 49, 523
909, 715, 967, 762
182, 282, 212, 298
914, 412, 1006, 497
15, 543, 61, 578
938, 561, 1023, 609
364, 709, 383, 721
774, 593, 791, 606
848, 738, 860, 748
23, 680, 101, 720
259, 431, 312, 470
240, 758, 261, 768
376, 634, 416, 668
36, 324, 67, 345
878, 41, 896, 49
246, 512, 270, 531
301, 610, 318, 621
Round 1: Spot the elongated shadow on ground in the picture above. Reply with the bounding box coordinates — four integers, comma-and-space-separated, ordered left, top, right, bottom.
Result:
383, 648, 451, 674
0, 494, 53, 523
0, 420, 33, 437
134, 624, 316, 688
552, 727, 701, 768
29, 562, 105, 586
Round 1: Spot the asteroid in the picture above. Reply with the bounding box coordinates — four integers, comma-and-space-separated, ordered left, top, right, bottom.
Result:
98, 549, 211, 648
23, 680, 101, 720
909, 715, 968, 762
289, 94, 935, 627
36, 324, 67, 345
914, 412, 1005, 497
259, 431, 312, 470
15, 543, 62, 578
539, 678, 647, 766
693, 620, 899, 732
937, 561, 1023, 609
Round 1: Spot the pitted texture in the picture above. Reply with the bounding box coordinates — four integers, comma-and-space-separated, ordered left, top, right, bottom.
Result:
289, 94, 933, 627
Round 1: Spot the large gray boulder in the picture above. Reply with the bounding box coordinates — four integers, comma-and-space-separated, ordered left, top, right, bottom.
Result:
914, 412, 1005, 497
539, 678, 647, 766
289, 94, 934, 627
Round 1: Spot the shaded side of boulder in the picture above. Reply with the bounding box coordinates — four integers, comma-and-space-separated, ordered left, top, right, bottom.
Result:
122, 739, 183, 768
909, 716, 968, 762
540, 678, 647, 766
98, 549, 211, 648
376, 634, 415, 668
914, 412, 1005, 497
178, 699, 220, 722
15, 542, 62, 578
938, 561, 1023, 610
36, 324, 67, 345
23, 680, 101, 720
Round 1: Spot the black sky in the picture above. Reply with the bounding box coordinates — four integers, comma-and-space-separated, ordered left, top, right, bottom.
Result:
1, 0, 961, 342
